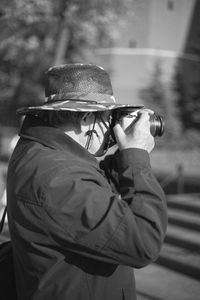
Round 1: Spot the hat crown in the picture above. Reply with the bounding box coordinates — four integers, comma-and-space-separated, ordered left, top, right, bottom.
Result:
45, 63, 113, 99
17, 63, 144, 116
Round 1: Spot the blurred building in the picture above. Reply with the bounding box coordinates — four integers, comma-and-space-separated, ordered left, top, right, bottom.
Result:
95, 0, 196, 105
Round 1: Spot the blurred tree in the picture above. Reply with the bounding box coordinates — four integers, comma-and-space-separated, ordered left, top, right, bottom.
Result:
0, 0, 132, 126
172, 0, 200, 131
139, 60, 181, 145
173, 59, 200, 131
139, 61, 167, 116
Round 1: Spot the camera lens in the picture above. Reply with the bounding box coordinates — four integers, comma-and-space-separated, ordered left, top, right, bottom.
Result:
150, 114, 165, 137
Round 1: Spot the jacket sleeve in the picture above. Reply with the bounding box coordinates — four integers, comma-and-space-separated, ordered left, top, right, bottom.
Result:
43, 148, 168, 268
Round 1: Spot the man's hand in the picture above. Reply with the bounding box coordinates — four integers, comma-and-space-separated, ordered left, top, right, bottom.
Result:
113, 109, 155, 153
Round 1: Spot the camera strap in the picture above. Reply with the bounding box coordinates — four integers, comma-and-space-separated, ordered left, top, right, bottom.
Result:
85, 114, 97, 150
0, 206, 7, 233
85, 112, 117, 155
98, 114, 116, 153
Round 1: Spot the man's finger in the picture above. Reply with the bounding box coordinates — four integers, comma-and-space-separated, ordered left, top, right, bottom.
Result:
136, 111, 150, 124
113, 123, 126, 144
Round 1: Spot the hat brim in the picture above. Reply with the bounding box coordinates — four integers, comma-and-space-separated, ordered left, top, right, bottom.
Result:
17, 100, 144, 115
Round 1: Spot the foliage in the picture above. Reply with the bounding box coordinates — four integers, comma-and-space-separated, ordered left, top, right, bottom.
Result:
172, 0, 200, 131
138, 60, 182, 147
139, 61, 167, 116
172, 59, 200, 131
0, 0, 132, 126
138, 60, 200, 149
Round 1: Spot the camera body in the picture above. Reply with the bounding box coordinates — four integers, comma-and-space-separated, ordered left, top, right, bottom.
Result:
111, 107, 165, 137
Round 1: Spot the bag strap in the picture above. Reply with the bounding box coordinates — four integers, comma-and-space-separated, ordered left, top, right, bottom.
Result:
0, 206, 7, 233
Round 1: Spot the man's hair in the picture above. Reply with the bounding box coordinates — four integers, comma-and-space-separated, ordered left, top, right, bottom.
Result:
38, 111, 86, 127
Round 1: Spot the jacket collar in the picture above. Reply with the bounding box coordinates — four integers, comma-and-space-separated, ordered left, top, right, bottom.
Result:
19, 115, 98, 165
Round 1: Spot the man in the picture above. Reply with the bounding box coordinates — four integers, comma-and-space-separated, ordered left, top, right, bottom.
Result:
7, 63, 167, 300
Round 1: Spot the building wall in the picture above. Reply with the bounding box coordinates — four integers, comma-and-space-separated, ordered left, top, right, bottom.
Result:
114, 0, 150, 49
95, 0, 195, 105
148, 0, 194, 52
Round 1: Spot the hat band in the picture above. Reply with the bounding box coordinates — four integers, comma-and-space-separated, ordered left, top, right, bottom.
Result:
46, 92, 116, 104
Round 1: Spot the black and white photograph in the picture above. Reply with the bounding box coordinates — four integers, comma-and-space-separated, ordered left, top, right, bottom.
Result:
0, 1, 200, 299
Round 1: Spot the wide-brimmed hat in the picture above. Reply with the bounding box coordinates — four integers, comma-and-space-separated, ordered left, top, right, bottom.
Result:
17, 63, 143, 115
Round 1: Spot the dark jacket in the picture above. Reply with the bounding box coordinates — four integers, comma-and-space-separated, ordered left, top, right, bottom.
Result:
7, 115, 167, 300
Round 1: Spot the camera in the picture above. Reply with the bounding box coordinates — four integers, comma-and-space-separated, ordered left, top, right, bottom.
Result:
111, 107, 165, 137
